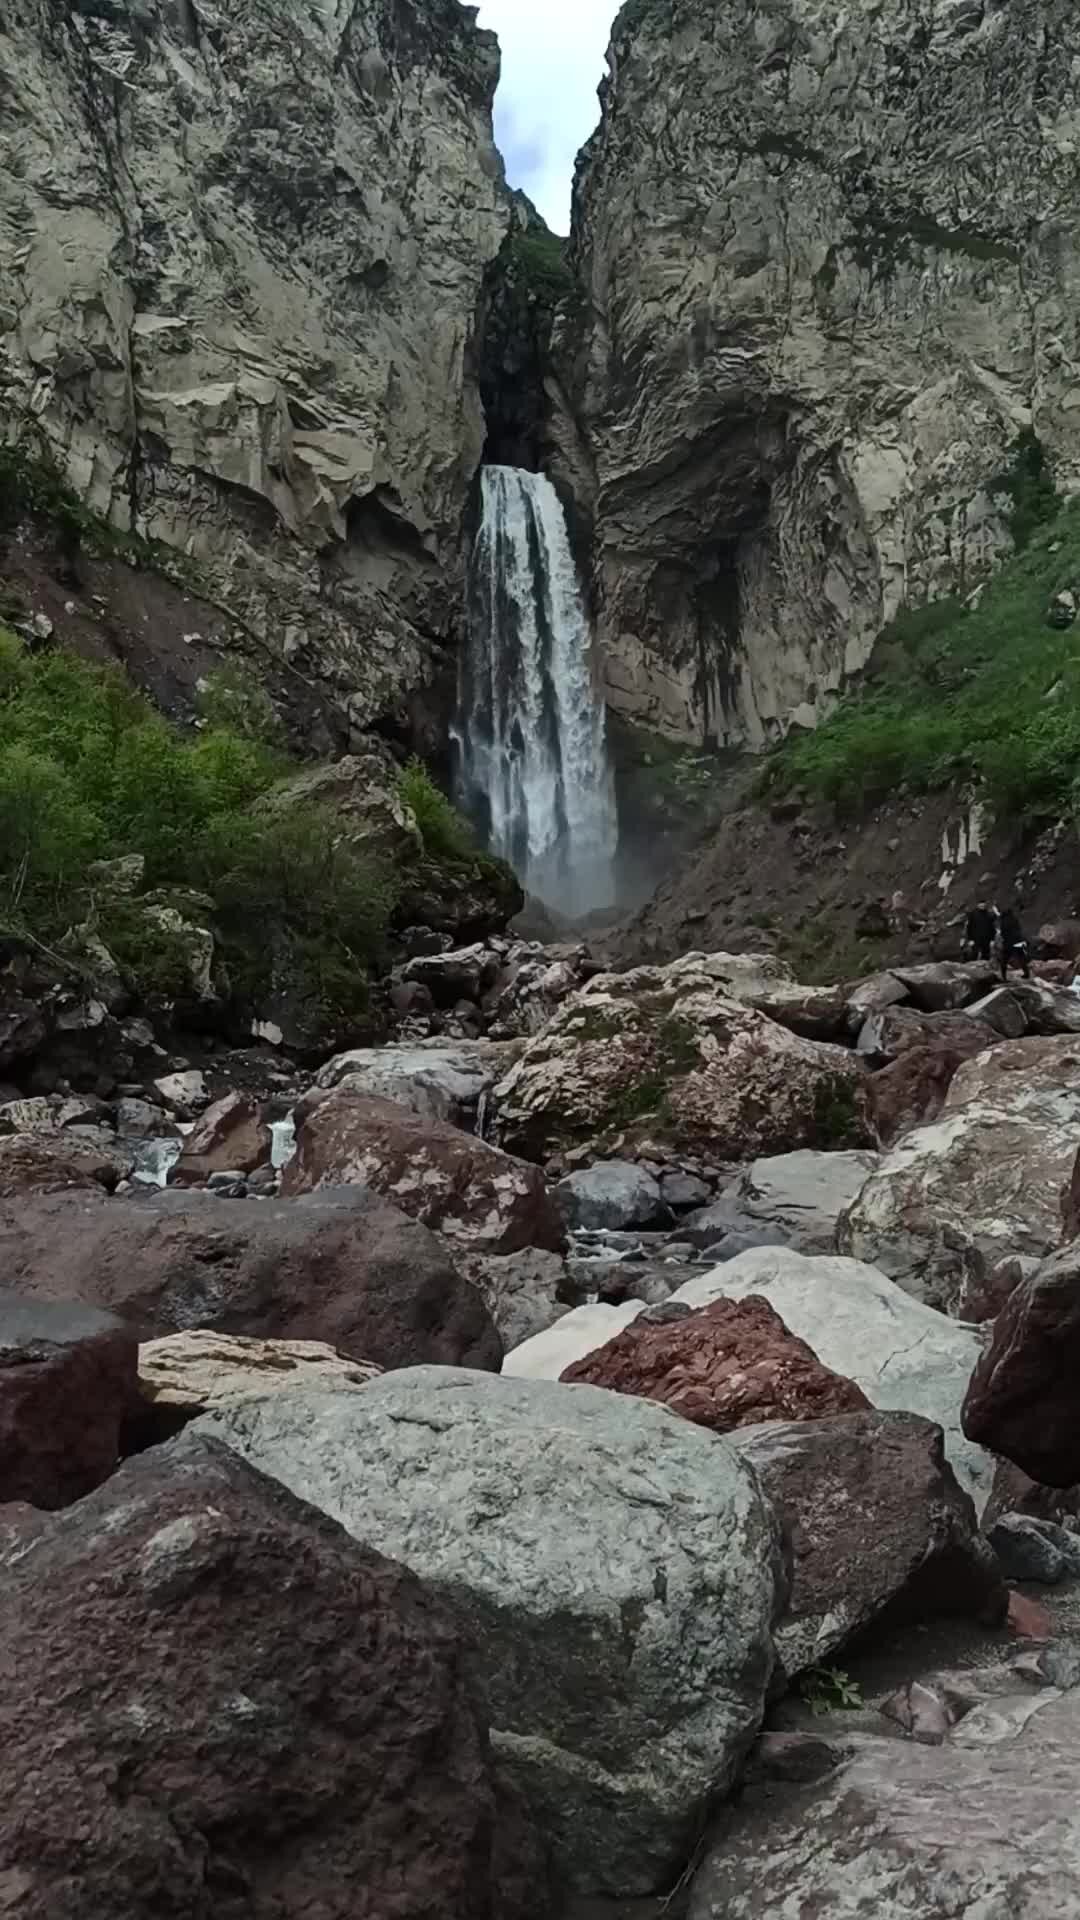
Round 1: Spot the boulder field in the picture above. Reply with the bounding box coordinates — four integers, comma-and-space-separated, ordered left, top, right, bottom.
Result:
2, 937, 1080, 1911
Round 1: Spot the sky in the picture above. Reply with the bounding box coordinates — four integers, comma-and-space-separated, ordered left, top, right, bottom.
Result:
474, 0, 618, 234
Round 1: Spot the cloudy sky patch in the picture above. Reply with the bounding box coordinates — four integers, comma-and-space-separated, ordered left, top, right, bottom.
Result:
475, 0, 618, 233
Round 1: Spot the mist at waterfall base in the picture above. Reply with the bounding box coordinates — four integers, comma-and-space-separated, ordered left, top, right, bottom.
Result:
454, 466, 618, 920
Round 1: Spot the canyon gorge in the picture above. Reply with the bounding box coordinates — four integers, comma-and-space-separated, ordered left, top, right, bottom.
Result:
6, 3, 1080, 1918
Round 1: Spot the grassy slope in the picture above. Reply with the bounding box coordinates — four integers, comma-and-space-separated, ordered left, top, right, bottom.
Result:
765, 495, 1080, 822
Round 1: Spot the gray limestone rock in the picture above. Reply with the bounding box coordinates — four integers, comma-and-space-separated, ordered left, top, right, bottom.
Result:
562, 0, 1080, 749
688, 1690, 1080, 1919
0, 0, 506, 732
556, 1160, 667, 1231
195, 1365, 786, 1897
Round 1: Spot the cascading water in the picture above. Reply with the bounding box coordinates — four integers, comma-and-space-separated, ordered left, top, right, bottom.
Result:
454, 465, 617, 916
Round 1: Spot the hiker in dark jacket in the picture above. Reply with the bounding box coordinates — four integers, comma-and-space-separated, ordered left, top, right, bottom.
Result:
963, 903, 998, 963
997, 906, 1031, 980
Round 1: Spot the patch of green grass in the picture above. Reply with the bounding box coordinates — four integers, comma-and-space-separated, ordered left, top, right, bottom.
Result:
812, 1075, 864, 1148
763, 492, 1080, 823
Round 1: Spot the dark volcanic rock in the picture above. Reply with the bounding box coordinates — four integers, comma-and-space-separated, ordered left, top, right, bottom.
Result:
0, 1292, 137, 1509
963, 1244, 1080, 1486
863, 1042, 975, 1146
284, 1090, 564, 1255
0, 1133, 121, 1198
733, 1411, 1005, 1677
169, 1090, 271, 1187
0, 1434, 539, 1919
560, 1294, 870, 1432
0, 1186, 501, 1373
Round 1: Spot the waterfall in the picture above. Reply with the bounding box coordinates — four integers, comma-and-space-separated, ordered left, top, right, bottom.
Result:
455, 465, 617, 915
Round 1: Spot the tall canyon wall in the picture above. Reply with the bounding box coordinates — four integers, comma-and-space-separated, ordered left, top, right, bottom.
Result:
0, 0, 507, 735
560, 0, 1080, 746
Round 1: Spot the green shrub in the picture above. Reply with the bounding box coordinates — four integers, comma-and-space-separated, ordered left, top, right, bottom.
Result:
0, 743, 104, 928
195, 805, 396, 1023
195, 663, 283, 744
0, 639, 391, 1027
399, 759, 474, 861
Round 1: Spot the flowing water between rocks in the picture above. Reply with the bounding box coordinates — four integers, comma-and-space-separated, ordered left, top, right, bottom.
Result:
455, 464, 617, 916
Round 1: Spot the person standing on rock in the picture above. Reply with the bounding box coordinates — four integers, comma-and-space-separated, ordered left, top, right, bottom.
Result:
997, 906, 1031, 981
963, 903, 998, 963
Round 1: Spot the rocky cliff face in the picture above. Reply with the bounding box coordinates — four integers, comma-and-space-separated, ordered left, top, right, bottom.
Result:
564, 0, 1080, 747
0, 0, 507, 735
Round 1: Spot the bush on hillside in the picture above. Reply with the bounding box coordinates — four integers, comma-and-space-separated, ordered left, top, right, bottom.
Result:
0, 634, 396, 1024
398, 758, 474, 861
764, 499, 1080, 823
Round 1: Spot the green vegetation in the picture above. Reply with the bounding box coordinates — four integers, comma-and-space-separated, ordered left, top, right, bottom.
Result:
506, 225, 574, 303
195, 663, 283, 745
0, 635, 392, 1031
990, 428, 1059, 552
800, 1666, 864, 1715
763, 488, 1080, 822
399, 757, 474, 860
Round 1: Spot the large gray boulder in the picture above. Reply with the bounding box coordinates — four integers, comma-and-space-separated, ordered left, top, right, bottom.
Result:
556, 1159, 667, 1231
840, 1036, 1080, 1317
690, 1149, 879, 1256
673, 1249, 992, 1516
196, 1366, 786, 1898
689, 1689, 1080, 1919
313, 1040, 511, 1130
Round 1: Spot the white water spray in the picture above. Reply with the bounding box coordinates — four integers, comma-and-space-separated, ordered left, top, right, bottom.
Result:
454, 465, 616, 915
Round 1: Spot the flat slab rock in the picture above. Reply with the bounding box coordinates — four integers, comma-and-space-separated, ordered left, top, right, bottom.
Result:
560, 1294, 871, 1433
138, 1329, 381, 1412
689, 1688, 1080, 1918
0, 1291, 138, 1509
195, 1365, 785, 1898
0, 1432, 538, 1919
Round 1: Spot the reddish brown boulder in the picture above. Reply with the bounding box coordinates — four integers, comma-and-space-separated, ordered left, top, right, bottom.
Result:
963, 1244, 1080, 1487
0, 1133, 121, 1198
863, 1043, 976, 1146
857, 1004, 993, 1066
0, 1434, 540, 1918
168, 1090, 272, 1186
734, 1411, 1005, 1675
560, 1294, 870, 1432
0, 1186, 501, 1373
0, 1293, 137, 1509
284, 1090, 565, 1255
